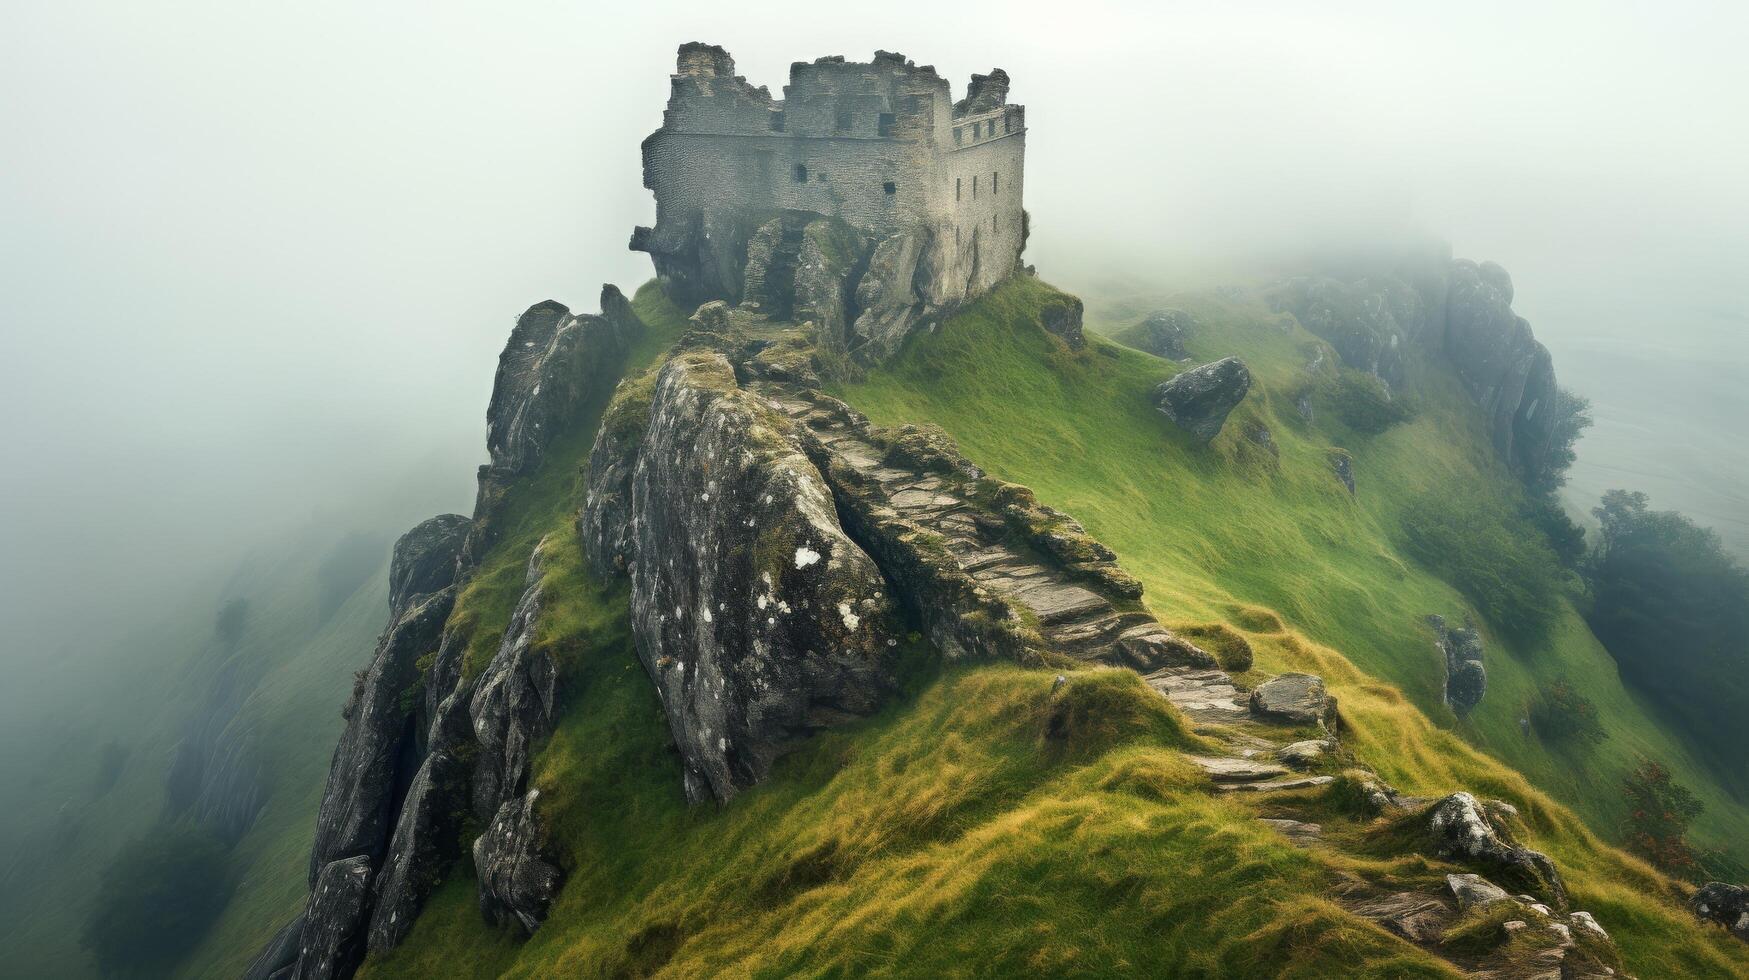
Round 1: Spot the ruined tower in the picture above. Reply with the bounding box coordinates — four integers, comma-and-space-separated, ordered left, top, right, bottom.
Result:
632, 43, 1028, 364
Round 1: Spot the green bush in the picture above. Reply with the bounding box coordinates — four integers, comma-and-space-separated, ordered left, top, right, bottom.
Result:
1326, 369, 1413, 434
1399, 494, 1564, 643
1528, 678, 1607, 745
81, 826, 233, 976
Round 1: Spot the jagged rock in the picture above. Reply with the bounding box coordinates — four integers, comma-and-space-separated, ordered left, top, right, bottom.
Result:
474, 789, 563, 935
387, 514, 470, 615
1037, 292, 1085, 350
470, 287, 644, 559
1442, 259, 1559, 483
1152, 357, 1250, 444
241, 912, 304, 980
308, 517, 467, 886
1447, 872, 1510, 910
1692, 881, 1749, 942
1133, 309, 1194, 360
609, 351, 900, 802
293, 856, 373, 980
1426, 792, 1566, 907
1430, 614, 1486, 715
469, 548, 558, 822
1248, 673, 1334, 726
580, 380, 651, 577
792, 218, 868, 350
740, 214, 810, 318
1328, 449, 1355, 495
849, 230, 929, 366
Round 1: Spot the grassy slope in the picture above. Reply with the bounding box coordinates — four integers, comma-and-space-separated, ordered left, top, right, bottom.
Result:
356, 281, 1747, 978
0, 536, 389, 980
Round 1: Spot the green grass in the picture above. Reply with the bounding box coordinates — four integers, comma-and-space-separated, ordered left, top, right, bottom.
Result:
357, 277, 1748, 978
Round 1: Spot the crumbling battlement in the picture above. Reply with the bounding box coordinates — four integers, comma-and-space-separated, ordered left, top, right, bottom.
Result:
632, 43, 1027, 333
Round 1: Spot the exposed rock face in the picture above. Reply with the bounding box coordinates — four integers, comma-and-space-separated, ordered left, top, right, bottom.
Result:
470, 287, 645, 557
1692, 881, 1749, 943
1442, 259, 1559, 483
847, 230, 931, 366
1328, 449, 1355, 495
469, 549, 558, 821
1426, 792, 1566, 908
1446, 872, 1510, 910
1037, 292, 1085, 350
365, 699, 470, 953
1249, 673, 1335, 726
1268, 276, 1427, 389
295, 856, 373, 980
308, 517, 468, 885
1429, 614, 1486, 716
473, 789, 563, 934
241, 911, 304, 980
1152, 357, 1251, 444
1133, 309, 1194, 360
596, 349, 902, 802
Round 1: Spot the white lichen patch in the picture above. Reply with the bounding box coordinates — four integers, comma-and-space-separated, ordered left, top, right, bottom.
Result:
794, 545, 822, 569
837, 601, 860, 630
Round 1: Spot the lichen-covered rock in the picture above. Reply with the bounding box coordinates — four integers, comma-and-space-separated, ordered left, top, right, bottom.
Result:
849, 230, 929, 366
1692, 881, 1749, 943
292, 856, 373, 980
309, 517, 466, 885
792, 217, 868, 348
474, 789, 563, 935
365, 694, 471, 953
1153, 357, 1250, 445
1426, 792, 1566, 907
624, 351, 900, 802
1429, 614, 1486, 715
1248, 672, 1334, 726
1037, 292, 1085, 350
1133, 309, 1195, 360
1276, 738, 1333, 769
469, 548, 558, 822
1446, 872, 1510, 910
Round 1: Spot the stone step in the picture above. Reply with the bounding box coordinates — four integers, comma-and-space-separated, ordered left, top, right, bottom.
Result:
1010, 581, 1111, 626
1258, 817, 1324, 845
1187, 755, 1290, 783
1215, 775, 1335, 794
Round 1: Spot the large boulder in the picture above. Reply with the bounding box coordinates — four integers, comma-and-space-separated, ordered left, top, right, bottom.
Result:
241, 911, 304, 980
1249, 673, 1335, 726
1153, 357, 1251, 445
1426, 792, 1566, 907
474, 789, 564, 935
1429, 614, 1486, 716
1692, 881, 1749, 943
292, 856, 373, 980
1132, 309, 1195, 360
1037, 292, 1085, 350
597, 350, 902, 802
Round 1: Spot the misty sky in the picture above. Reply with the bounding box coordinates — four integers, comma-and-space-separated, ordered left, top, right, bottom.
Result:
4, 0, 1746, 668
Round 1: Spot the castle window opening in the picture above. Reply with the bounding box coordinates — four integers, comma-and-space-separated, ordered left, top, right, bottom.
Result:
770, 110, 785, 133
836, 111, 852, 133
883, 181, 896, 195
972, 174, 978, 198
878, 112, 895, 138
953, 127, 962, 145
992, 171, 999, 193
955, 177, 961, 201
794, 164, 808, 183
1003, 116, 1010, 134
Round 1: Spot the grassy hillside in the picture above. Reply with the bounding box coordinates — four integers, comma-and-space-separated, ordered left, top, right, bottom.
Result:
0, 531, 393, 979
352, 280, 1748, 978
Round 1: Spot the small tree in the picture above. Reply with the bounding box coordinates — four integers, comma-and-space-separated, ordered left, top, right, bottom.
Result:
1528, 678, 1607, 745
1622, 759, 1704, 876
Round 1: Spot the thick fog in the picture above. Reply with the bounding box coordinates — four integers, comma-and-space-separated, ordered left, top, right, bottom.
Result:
4, 0, 1745, 685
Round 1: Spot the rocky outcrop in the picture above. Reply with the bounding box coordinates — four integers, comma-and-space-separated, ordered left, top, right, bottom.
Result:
387, 514, 469, 616
1328, 449, 1355, 495
1152, 358, 1250, 445
1267, 276, 1428, 390
1442, 260, 1560, 484
295, 856, 373, 980
1132, 309, 1194, 360
1037, 292, 1085, 350
1429, 614, 1486, 716
473, 789, 563, 934
846, 230, 931, 366
1426, 792, 1566, 908
1249, 673, 1335, 727
470, 287, 645, 558
587, 348, 902, 803
1692, 881, 1749, 943
309, 517, 467, 885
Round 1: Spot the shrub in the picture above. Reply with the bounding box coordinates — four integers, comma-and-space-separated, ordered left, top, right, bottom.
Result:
1523, 494, 1586, 568
1399, 495, 1564, 644
1326, 369, 1413, 434
81, 825, 234, 976
1528, 678, 1606, 745
1622, 759, 1704, 877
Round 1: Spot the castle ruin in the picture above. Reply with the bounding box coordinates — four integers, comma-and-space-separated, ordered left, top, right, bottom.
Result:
632, 43, 1028, 364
